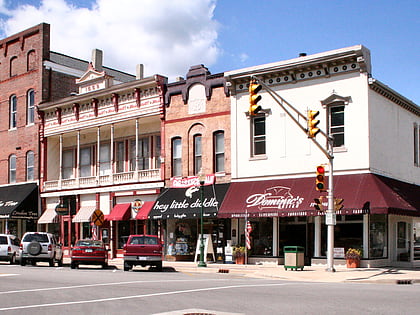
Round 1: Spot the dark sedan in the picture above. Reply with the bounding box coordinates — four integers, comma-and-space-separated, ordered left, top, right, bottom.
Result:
70, 239, 108, 269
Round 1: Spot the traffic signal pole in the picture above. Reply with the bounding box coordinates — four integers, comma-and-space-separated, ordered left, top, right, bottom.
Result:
251, 76, 336, 272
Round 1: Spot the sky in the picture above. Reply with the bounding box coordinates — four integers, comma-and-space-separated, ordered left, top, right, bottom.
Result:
0, 0, 419, 104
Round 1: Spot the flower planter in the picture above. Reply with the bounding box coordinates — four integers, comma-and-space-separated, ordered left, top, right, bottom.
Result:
235, 255, 245, 265
346, 258, 360, 268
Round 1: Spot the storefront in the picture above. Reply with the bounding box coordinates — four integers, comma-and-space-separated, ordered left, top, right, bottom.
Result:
148, 183, 230, 262
218, 173, 420, 267
0, 183, 39, 237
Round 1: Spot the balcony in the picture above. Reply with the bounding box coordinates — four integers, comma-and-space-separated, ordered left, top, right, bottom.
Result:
43, 169, 161, 192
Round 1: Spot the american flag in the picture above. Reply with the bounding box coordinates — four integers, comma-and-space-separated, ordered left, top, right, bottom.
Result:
246, 221, 252, 250
91, 223, 97, 240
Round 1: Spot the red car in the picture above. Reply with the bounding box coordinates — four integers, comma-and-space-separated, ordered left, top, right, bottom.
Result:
70, 239, 108, 269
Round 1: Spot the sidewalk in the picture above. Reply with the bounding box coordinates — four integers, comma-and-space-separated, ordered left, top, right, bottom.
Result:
105, 258, 420, 284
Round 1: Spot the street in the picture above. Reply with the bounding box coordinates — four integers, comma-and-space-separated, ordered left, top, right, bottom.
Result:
0, 263, 419, 314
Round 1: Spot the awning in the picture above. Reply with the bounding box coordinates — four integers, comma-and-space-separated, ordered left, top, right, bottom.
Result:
218, 174, 420, 218
148, 183, 230, 220
135, 201, 155, 220
72, 206, 97, 223
0, 183, 38, 219
106, 203, 131, 221
38, 207, 59, 224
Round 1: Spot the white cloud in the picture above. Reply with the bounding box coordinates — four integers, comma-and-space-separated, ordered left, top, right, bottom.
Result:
239, 53, 249, 63
1, 0, 220, 79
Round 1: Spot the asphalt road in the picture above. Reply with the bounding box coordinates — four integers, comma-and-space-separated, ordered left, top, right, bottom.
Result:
0, 262, 419, 315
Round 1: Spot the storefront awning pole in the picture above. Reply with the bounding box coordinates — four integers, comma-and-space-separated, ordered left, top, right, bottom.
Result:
326, 157, 335, 272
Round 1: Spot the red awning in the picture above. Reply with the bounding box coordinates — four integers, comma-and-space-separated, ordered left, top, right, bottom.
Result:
135, 201, 155, 220
218, 174, 420, 218
106, 203, 131, 221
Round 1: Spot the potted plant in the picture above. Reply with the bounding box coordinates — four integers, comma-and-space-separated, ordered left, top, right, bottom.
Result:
233, 246, 246, 264
345, 248, 362, 268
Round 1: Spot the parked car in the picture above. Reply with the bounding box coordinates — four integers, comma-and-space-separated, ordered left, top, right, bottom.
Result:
20, 232, 63, 267
123, 235, 163, 271
0, 234, 20, 264
71, 239, 108, 269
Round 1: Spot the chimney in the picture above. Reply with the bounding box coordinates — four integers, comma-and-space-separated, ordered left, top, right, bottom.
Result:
136, 64, 144, 80
299, 53, 307, 57
92, 49, 103, 72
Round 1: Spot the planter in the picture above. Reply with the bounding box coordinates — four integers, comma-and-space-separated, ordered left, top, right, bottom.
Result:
235, 255, 245, 265
346, 258, 360, 268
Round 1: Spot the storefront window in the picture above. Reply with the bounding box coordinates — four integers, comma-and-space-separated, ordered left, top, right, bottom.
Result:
166, 219, 197, 257
369, 214, 387, 258
118, 221, 130, 249
249, 218, 273, 256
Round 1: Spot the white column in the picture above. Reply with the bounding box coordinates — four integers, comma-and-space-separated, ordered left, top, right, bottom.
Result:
135, 119, 139, 181
97, 127, 100, 182
76, 130, 80, 186
314, 216, 321, 257
363, 214, 369, 259
110, 124, 114, 184
273, 217, 278, 256
59, 134, 63, 189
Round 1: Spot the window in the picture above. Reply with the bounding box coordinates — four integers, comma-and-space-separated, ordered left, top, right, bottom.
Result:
9, 155, 16, 183
26, 151, 35, 181
414, 124, 419, 166
214, 131, 225, 173
10, 56, 18, 77
252, 116, 266, 156
154, 135, 161, 169
62, 150, 74, 179
80, 147, 92, 177
99, 143, 111, 175
27, 89, 35, 125
193, 134, 202, 175
129, 138, 150, 171
115, 141, 125, 173
27, 50, 36, 71
330, 106, 345, 147
10, 95, 17, 129
172, 137, 182, 177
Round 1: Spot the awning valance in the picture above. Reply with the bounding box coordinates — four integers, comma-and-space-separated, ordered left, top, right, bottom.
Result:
0, 183, 38, 220
106, 203, 131, 221
38, 207, 59, 224
148, 183, 229, 220
72, 206, 97, 223
218, 174, 420, 218
135, 201, 155, 220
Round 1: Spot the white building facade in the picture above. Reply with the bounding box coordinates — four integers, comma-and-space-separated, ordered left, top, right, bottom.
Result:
221, 45, 420, 267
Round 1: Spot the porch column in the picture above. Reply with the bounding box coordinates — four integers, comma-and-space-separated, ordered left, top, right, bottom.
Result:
111, 124, 114, 184
273, 217, 278, 256
59, 134, 63, 189
135, 119, 139, 181
314, 216, 321, 257
76, 130, 80, 187
97, 127, 101, 183
363, 214, 369, 259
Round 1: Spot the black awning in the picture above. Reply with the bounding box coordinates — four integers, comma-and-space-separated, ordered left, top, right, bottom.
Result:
0, 183, 39, 220
148, 183, 229, 220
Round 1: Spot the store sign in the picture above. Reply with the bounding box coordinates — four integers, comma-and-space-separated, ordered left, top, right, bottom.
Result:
170, 174, 215, 188
131, 199, 144, 213
246, 186, 304, 210
55, 204, 69, 215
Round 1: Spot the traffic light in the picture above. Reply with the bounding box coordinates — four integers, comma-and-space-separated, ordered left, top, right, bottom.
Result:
307, 110, 320, 138
249, 80, 262, 115
314, 197, 324, 211
315, 165, 326, 191
334, 198, 344, 211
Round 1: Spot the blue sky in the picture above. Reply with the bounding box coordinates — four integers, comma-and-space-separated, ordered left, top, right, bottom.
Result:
0, 0, 419, 104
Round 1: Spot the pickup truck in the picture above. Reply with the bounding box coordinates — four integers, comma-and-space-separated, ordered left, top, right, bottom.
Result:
123, 235, 163, 271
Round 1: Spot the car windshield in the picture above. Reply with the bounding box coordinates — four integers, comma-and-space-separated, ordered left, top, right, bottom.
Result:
76, 240, 103, 247
129, 236, 158, 245
0, 236, 7, 244
22, 234, 49, 242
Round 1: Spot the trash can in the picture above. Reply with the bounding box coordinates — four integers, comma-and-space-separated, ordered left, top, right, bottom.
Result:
284, 246, 305, 271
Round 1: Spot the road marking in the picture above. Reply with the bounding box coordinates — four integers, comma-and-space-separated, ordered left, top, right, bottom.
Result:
0, 274, 19, 277
0, 282, 288, 311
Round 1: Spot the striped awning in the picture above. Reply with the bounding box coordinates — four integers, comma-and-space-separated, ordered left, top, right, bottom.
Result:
72, 206, 97, 223
38, 207, 59, 224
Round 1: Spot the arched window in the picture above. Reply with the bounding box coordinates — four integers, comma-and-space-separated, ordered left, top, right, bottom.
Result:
26, 151, 35, 181
10, 56, 18, 77
171, 137, 182, 177
9, 155, 16, 183
10, 95, 17, 129
27, 50, 36, 71
213, 131, 225, 173
193, 134, 202, 175
27, 89, 35, 125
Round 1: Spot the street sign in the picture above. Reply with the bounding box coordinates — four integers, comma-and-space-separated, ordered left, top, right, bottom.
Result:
325, 212, 336, 225
91, 209, 104, 226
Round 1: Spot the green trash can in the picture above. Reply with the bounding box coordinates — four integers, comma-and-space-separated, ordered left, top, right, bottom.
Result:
284, 246, 305, 271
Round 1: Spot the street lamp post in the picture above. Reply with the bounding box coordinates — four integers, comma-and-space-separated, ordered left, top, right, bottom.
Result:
198, 170, 207, 267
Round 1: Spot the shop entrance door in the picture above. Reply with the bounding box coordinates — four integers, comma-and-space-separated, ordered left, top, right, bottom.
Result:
396, 221, 410, 261
61, 216, 75, 252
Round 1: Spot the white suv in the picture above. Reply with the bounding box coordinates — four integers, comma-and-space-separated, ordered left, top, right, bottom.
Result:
0, 234, 20, 264
20, 232, 63, 267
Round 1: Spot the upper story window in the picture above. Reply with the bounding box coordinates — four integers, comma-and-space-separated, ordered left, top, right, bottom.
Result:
26, 151, 35, 181
172, 137, 182, 177
10, 56, 18, 77
330, 105, 345, 147
115, 141, 125, 173
27, 50, 36, 71
129, 137, 150, 171
154, 135, 161, 169
214, 131, 225, 173
27, 89, 35, 125
10, 95, 17, 129
99, 143, 111, 175
9, 155, 16, 183
193, 134, 202, 175
80, 147, 93, 177
252, 116, 266, 156
62, 149, 74, 179
414, 123, 419, 167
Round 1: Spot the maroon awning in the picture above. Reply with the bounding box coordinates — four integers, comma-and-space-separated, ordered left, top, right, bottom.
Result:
135, 201, 155, 220
218, 174, 420, 218
105, 203, 131, 221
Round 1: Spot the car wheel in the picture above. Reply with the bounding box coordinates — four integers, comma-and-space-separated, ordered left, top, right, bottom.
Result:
9, 253, 16, 265
155, 261, 163, 271
57, 257, 63, 267
123, 262, 131, 271
102, 262, 108, 269
20, 258, 26, 266
31, 260, 37, 266
49, 258, 54, 267
70, 262, 76, 269
27, 241, 42, 256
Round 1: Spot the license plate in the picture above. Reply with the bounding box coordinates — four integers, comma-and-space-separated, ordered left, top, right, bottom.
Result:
85, 249, 93, 253
138, 256, 146, 260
